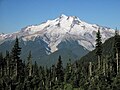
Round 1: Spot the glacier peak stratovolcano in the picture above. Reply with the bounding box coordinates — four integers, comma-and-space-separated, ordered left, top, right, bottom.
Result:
0, 14, 115, 54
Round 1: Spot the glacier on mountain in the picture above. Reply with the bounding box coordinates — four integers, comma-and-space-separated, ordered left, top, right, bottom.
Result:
0, 14, 115, 53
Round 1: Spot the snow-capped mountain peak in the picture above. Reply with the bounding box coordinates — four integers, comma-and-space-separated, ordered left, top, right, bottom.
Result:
59, 14, 68, 18
0, 14, 115, 53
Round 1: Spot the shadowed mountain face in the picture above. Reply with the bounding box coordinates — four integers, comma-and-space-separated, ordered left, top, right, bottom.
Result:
0, 14, 115, 66
0, 37, 89, 67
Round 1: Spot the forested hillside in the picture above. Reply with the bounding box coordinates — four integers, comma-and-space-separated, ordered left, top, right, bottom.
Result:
79, 36, 116, 63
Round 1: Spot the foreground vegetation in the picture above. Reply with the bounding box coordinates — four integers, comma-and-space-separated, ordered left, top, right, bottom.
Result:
0, 29, 120, 90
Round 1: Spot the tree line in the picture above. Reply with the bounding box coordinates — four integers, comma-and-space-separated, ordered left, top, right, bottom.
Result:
0, 28, 120, 90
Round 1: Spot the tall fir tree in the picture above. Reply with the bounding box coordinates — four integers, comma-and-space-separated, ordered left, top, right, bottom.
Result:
33, 61, 39, 76
55, 56, 64, 84
95, 29, 102, 70
65, 59, 72, 83
5, 51, 10, 76
11, 37, 21, 77
11, 37, 21, 61
27, 51, 32, 77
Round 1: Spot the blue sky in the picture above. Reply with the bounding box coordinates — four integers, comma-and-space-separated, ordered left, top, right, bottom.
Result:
0, 0, 120, 33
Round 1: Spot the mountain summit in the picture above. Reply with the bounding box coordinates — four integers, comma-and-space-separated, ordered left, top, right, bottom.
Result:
0, 14, 115, 66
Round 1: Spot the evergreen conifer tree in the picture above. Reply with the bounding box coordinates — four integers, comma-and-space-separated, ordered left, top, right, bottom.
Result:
95, 29, 102, 69
11, 37, 21, 77
65, 59, 72, 83
5, 51, 10, 76
55, 56, 64, 83
33, 61, 39, 76
27, 51, 32, 77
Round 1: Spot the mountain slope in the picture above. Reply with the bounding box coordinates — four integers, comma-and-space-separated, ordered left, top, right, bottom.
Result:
79, 36, 118, 64
0, 14, 115, 66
